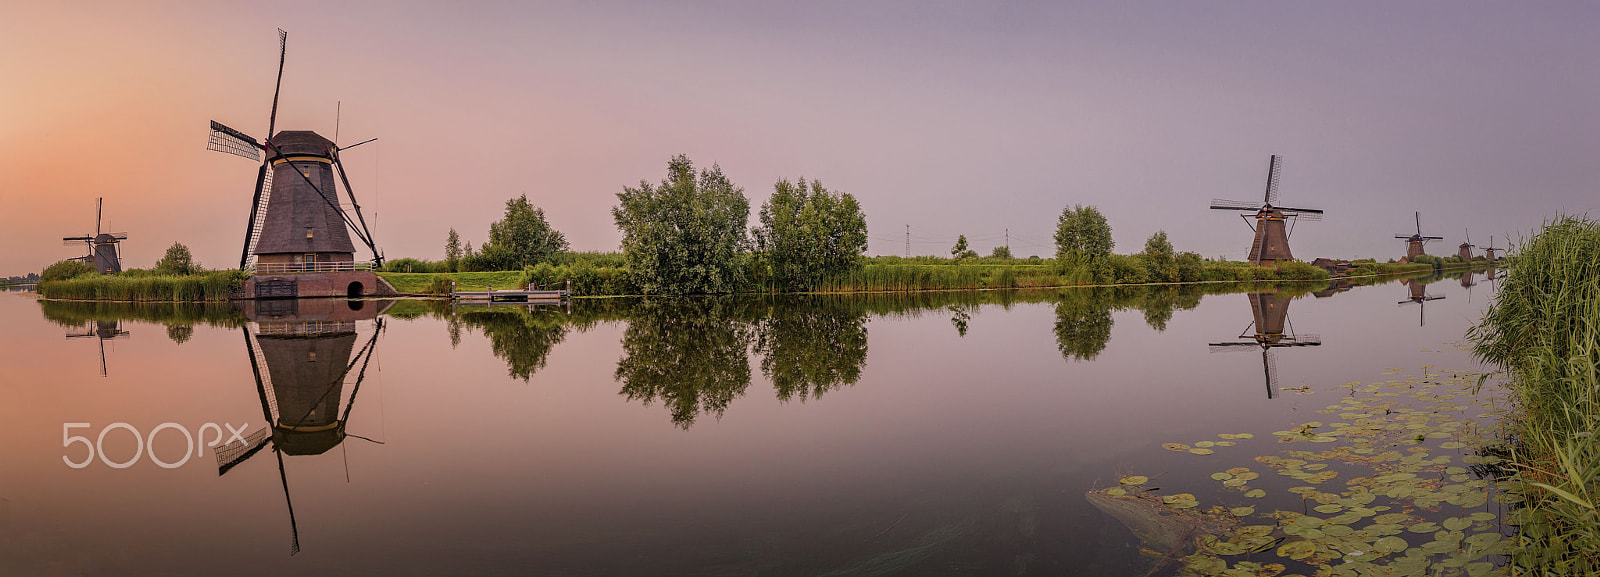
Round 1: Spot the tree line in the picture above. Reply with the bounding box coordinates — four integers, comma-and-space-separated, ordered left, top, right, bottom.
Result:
409, 153, 1321, 295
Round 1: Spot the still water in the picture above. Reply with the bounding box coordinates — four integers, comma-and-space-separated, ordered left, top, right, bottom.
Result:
0, 272, 1505, 576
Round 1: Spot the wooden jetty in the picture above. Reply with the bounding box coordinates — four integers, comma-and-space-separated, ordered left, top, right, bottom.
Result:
451, 280, 570, 303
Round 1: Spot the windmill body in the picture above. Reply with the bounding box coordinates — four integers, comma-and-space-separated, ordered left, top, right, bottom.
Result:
1396, 212, 1444, 262
1457, 229, 1476, 260
1483, 236, 1502, 261
62, 198, 128, 274
253, 131, 358, 271
1210, 156, 1323, 266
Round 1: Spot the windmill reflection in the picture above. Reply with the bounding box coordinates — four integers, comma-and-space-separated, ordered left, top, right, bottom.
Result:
1209, 292, 1321, 399
1398, 277, 1445, 327
215, 299, 390, 555
64, 319, 128, 377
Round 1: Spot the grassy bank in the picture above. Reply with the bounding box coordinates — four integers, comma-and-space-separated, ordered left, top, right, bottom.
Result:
1469, 216, 1599, 575
380, 258, 1339, 297
38, 270, 246, 302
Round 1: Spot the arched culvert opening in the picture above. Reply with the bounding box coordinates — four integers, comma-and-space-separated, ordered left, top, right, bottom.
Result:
347, 281, 365, 299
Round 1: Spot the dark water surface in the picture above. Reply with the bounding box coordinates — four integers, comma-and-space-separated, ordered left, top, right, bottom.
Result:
0, 272, 1504, 576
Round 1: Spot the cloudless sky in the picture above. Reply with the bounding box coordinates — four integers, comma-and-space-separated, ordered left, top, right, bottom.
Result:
2, 1, 1595, 274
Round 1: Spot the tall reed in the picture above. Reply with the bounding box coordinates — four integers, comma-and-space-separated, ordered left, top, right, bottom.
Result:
1470, 215, 1600, 575
38, 270, 246, 302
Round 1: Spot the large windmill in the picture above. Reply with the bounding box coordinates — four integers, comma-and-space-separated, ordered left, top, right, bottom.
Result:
65, 319, 129, 377
62, 198, 127, 274
206, 29, 381, 273
1396, 212, 1444, 262
1210, 156, 1324, 265
1209, 292, 1321, 399
1399, 276, 1445, 327
215, 300, 388, 555
1458, 229, 1476, 260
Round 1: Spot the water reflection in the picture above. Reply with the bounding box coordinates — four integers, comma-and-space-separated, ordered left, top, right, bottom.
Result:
217, 299, 390, 555
1399, 274, 1447, 326
1208, 291, 1321, 399
754, 297, 870, 403
615, 298, 755, 428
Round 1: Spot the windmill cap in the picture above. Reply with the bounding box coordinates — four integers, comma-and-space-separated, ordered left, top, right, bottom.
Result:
94, 233, 119, 243
267, 130, 335, 159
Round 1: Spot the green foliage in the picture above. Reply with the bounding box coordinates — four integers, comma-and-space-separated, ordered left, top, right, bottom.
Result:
990, 245, 1013, 259
478, 194, 569, 270
1175, 251, 1204, 283
1141, 231, 1177, 282
752, 178, 869, 291
383, 257, 448, 273
154, 243, 200, 276
38, 270, 245, 301
613, 154, 751, 294
444, 228, 462, 272
1469, 216, 1600, 575
1055, 205, 1114, 276
1410, 254, 1444, 271
42, 259, 96, 282
951, 234, 970, 258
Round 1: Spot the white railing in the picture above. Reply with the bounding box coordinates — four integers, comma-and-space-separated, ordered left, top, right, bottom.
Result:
251, 261, 374, 274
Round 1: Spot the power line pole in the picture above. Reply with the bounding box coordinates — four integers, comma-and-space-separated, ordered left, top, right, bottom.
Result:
905, 224, 910, 257
1005, 228, 1009, 249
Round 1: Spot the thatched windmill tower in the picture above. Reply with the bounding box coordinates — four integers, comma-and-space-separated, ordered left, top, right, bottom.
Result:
1209, 292, 1321, 398
206, 30, 381, 277
1458, 229, 1476, 260
62, 198, 127, 274
216, 299, 389, 555
1210, 156, 1324, 265
1396, 212, 1444, 262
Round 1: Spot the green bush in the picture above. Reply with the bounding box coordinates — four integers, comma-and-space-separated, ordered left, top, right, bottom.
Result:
42, 260, 96, 282
39, 270, 246, 301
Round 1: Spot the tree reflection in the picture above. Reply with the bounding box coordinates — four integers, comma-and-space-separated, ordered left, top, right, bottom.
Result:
754, 298, 869, 403
1137, 285, 1203, 332
615, 298, 754, 428
1055, 288, 1115, 362
454, 309, 570, 381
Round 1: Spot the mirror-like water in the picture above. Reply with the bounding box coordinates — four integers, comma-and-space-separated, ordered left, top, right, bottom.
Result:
0, 272, 1507, 576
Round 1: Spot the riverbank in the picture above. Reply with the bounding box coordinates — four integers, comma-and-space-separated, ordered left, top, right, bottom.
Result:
1468, 216, 1599, 575
30, 258, 1485, 302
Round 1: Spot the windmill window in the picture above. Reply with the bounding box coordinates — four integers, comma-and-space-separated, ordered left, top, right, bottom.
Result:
306, 227, 314, 239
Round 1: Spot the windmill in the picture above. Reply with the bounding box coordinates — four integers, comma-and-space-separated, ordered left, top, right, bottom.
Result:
64, 319, 129, 377
1483, 236, 1503, 262
215, 300, 388, 555
61, 198, 127, 274
1210, 155, 1324, 265
206, 29, 381, 273
1395, 212, 1444, 262
1458, 229, 1476, 260
1209, 292, 1321, 398
1398, 276, 1445, 327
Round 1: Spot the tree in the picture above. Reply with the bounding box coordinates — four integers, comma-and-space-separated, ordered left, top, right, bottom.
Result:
752, 178, 869, 290
155, 242, 199, 275
444, 228, 463, 272
480, 195, 568, 270
613, 154, 751, 295
1141, 230, 1177, 282
952, 234, 969, 257
990, 245, 1013, 259
1055, 205, 1114, 275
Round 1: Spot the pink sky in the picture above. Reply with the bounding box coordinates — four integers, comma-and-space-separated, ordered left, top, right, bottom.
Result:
2, 1, 1596, 274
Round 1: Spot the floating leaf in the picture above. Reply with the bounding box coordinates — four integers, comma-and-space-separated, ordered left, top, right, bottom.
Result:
1211, 472, 1232, 481
1189, 448, 1215, 455
1442, 517, 1472, 531
1245, 489, 1266, 498
1277, 540, 1316, 560
1313, 504, 1343, 514
1195, 441, 1216, 448
1105, 487, 1126, 497
1162, 443, 1190, 451
1119, 475, 1149, 486
1230, 506, 1255, 516
1374, 535, 1408, 553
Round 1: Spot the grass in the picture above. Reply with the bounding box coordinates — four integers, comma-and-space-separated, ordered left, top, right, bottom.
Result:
378, 271, 529, 294
38, 270, 247, 302
1469, 215, 1600, 575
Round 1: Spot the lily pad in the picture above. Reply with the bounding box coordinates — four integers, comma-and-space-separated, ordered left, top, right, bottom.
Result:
1244, 489, 1266, 498
1277, 540, 1317, 560
1119, 475, 1149, 485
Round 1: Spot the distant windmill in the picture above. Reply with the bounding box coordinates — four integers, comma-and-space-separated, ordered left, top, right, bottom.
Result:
1395, 212, 1444, 262
206, 29, 381, 272
61, 198, 127, 274
1458, 229, 1476, 260
1210, 156, 1324, 266
1209, 292, 1321, 398
1399, 277, 1445, 327
64, 319, 128, 377
216, 303, 386, 555
1483, 236, 1503, 262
